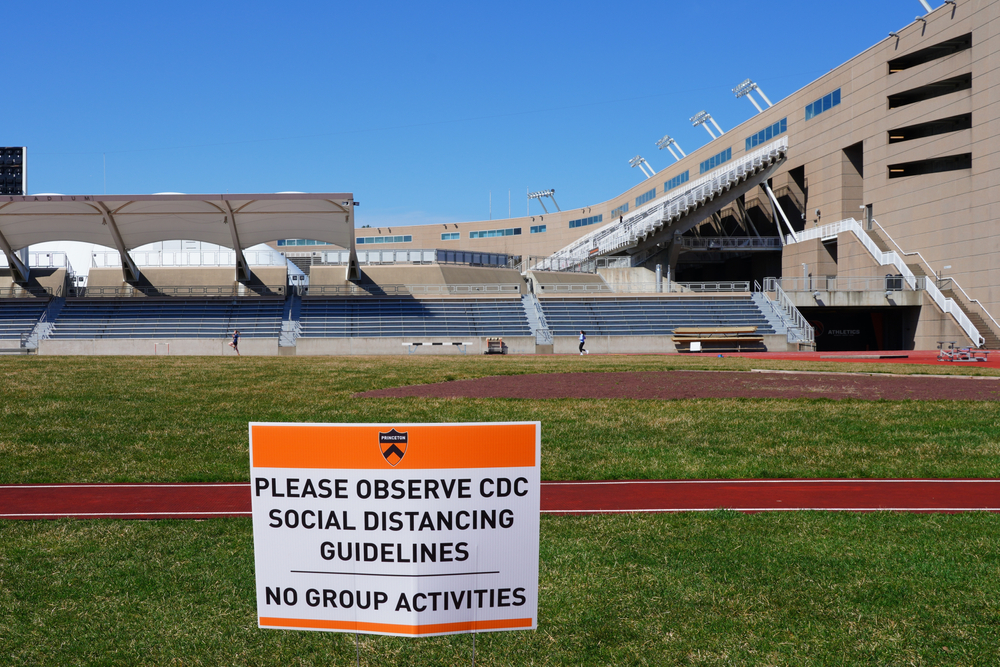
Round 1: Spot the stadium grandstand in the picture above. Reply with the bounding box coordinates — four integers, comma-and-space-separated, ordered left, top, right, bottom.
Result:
1, 1, 997, 355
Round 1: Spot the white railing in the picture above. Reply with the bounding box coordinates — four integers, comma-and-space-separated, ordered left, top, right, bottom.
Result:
871, 219, 1000, 342
774, 275, 926, 292
526, 255, 631, 273
0, 251, 74, 272
762, 278, 815, 344
92, 250, 284, 268
680, 236, 782, 250
302, 284, 521, 297
310, 249, 515, 268
538, 137, 788, 269
537, 281, 751, 295
786, 218, 983, 346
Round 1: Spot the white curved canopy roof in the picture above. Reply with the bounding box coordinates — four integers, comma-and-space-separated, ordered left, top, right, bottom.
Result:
0, 192, 355, 251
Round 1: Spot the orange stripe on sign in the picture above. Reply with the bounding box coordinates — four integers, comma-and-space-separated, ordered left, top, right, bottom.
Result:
259, 616, 533, 634
251, 423, 537, 470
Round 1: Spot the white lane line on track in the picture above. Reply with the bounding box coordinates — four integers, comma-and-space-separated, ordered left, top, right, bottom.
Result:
750, 368, 1000, 380
0, 483, 252, 489
541, 479, 1000, 486
542, 507, 1000, 513
0, 511, 253, 518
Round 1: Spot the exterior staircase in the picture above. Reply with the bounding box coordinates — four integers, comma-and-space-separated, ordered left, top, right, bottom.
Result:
23, 297, 66, 350
866, 223, 1000, 349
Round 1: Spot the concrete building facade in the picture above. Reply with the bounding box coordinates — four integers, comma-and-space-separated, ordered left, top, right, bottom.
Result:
271, 1, 997, 351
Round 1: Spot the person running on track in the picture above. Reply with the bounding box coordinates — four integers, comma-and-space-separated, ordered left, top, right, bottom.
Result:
579, 330, 588, 355
228, 329, 240, 356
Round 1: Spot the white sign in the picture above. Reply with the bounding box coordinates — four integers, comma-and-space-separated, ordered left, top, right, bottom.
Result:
249, 422, 540, 637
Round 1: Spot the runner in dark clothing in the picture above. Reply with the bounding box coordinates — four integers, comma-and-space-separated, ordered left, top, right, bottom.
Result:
228, 329, 241, 356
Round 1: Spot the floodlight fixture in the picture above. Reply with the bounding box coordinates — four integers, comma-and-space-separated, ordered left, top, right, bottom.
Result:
732, 79, 773, 112
527, 188, 560, 213
915, 16, 927, 23
655, 135, 686, 161
690, 111, 723, 139
889, 31, 899, 38
629, 155, 655, 180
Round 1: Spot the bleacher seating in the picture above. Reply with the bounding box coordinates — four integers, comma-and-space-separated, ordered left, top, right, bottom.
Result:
299, 298, 532, 338
0, 300, 47, 341
48, 299, 283, 339
538, 296, 775, 336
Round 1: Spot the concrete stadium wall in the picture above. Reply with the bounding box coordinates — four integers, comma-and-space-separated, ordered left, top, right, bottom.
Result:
295, 337, 537, 356
37, 338, 278, 356
554, 334, 793, 354
1, 268, 66, 294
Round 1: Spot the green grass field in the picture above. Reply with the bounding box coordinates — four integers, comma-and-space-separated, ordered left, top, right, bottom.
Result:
2, 355, 999, 665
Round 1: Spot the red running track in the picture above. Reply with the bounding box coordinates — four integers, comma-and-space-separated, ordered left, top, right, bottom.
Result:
1, 480, 999, 519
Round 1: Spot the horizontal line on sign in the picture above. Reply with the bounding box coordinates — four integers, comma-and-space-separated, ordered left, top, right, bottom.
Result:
0, 511, 252, 518
291, 569, 501, 578
259, 616, 533, 635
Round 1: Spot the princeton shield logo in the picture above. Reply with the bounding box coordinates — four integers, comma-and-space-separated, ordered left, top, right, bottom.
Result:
379, 429, 408, 466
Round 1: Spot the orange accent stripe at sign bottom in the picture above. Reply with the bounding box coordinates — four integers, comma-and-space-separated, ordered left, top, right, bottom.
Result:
259, 616, 532, 635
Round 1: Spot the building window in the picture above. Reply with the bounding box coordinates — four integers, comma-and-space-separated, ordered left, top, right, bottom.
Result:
441, 232, 460, 241
569, 214, 603, 229
610, 203, 629, 219
745, 118, 788, 151
278, 239, 327, 246
530, 225, 547, 234
355, 235, 413, 244
699, 147, 732, 174
470, 227, 521, 239
635, 188, 656, 207
805, 89, 840, 120
664, 171, 689, 192
888, 153, 971, 178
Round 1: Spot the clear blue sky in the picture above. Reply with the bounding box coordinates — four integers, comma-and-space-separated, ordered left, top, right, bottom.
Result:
9, 0, 930, 229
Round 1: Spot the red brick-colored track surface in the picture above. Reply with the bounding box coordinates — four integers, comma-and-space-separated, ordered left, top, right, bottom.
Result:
360, 370, 1000, 401
3, 480, 999, 519
0, 483, 253, 520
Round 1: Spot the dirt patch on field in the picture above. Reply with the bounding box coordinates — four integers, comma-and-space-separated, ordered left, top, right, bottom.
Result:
359, 370, 1000, 401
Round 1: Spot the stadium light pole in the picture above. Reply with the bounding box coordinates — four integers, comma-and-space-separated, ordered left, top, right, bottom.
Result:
629, 156, 655, 180
733, 79, 773, 113
655, 135, 686, 162
527, 189, 560, 213
690, 111, 724, 139
917, 0, 933, 13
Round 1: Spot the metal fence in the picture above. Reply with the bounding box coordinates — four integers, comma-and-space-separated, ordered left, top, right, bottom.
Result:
304, 249, 515, 269
66, 284, 285, 298
535, 281, 750, 295
300, 284, 522, 297
526, 255, 631, 273
771, 275, 925, 292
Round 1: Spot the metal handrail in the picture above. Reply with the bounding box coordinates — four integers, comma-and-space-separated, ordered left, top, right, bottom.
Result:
301, 284, 522, 297
92, 249, 285, 268
540, 137, 788, 268
679, 236, 781, 250
536, 281, 750, 294
0, 285, 55, 298
771, 276, 926, 292
872, 219, 1000, 340
66, 285, 285, 298
526, 255, 632, 273
534, 328, 554, 345
763, 278, 815, 344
